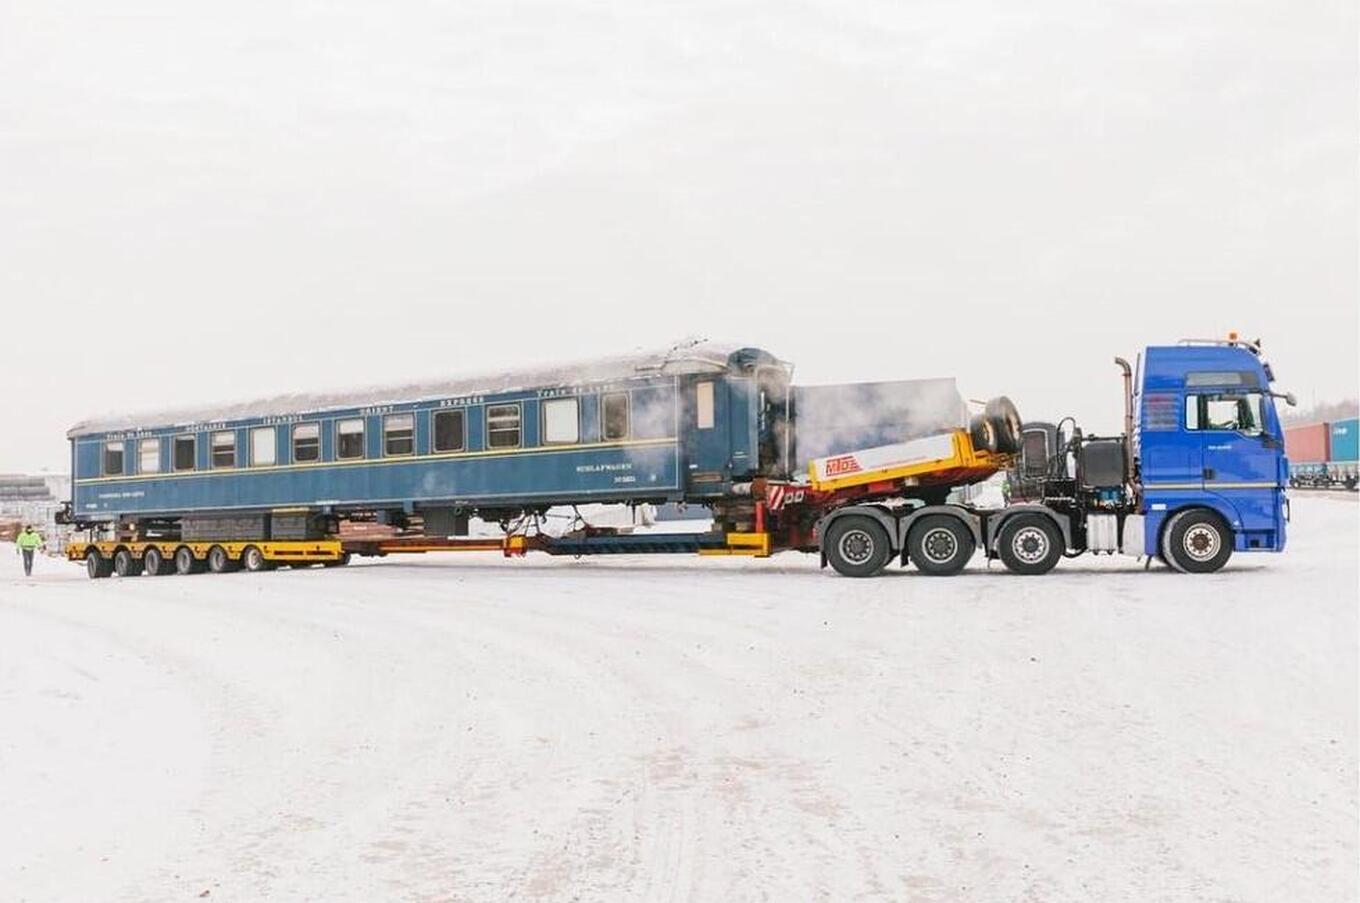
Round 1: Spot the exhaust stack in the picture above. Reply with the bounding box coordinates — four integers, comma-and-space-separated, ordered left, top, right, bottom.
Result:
1114, 357, 1135, 486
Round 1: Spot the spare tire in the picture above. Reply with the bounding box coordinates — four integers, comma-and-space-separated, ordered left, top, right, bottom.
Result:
969, 414, 998, 453
985, 396, 1023, 455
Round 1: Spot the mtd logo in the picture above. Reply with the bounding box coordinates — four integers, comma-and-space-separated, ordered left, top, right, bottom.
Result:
824, 455, 862, 477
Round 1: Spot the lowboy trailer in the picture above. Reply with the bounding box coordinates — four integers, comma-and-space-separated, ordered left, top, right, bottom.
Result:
65, 335, 1294, 578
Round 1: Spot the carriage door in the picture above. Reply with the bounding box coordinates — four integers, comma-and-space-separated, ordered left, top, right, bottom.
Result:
685, 379, 730, 491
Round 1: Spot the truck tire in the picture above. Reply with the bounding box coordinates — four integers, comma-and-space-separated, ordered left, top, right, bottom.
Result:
1160, 509, 1233, 574
969, 415, 998, 453
322, 553, 352, 568
143, 546, 174, 576
906, 514, 975, 576
86, 550, 112, 579
113, 548, 143, 578
242, 545, 274, 573
985, 396, 1023, 454
824, 515, 892, 578
207, 545, 239, 574
997, 513, 1063, 575
175, 546, 204, 575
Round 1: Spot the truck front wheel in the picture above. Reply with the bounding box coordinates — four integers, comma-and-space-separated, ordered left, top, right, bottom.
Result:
997, 514, 1063, 575
1161, 509, 1233, 574
824, 515, 892, 578
906, 515, 975, 576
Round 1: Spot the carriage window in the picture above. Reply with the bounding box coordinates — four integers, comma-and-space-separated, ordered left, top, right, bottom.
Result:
696, 382, 715, 429
542, 398, 579, 445
602, 393, 629, 441
337, 418, 365, 459
1187, 393, 1264, 435
487, 404, 521, 449
138, 438, 161, 474
174, 435, 195, 471
432, 409, 465, 453
211, 431, 236, 468
384, 413, 415, 456
103, 441, 125, 476
292, 422, 320, 463
251, 426, 276, 466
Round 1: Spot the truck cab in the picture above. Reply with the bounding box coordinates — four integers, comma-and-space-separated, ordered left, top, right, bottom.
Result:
1136, 339, 1290, 565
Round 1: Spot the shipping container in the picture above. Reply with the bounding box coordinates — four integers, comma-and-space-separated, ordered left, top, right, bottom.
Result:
1284, 422, 1330, 464
1330, 418, 1359, 464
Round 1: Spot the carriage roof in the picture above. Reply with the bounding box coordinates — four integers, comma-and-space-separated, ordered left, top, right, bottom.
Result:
68, 341, 785, 438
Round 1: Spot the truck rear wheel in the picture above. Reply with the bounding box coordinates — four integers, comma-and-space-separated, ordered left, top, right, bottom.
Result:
824, 515, 892, 578
906, 515, 974, 576
86, 550, 112, 579
997, 514, 1062, 575
1161, 509, 1233, 574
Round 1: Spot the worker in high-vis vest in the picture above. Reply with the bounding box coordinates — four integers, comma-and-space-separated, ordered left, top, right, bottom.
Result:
15, 525, 43, 577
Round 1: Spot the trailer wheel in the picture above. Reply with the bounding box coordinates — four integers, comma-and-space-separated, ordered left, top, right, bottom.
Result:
175, 546, 204, 575
997, 514, 1063, 575
113, 549, 144, 578
985, 396, 1023, 455
969, 415, 998, 453
143, 546, 174, 577
86, 550, 112, 579
905, 514, 975, 576
242, 545, 274, 573
824, 516, 892, 578
1160, 509, 1233, 574
207, 545, 239, 574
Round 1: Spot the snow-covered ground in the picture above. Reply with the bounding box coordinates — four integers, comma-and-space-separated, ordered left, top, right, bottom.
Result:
1, 497, 1355, 903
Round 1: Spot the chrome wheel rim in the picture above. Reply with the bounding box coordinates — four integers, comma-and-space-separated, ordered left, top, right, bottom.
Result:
1012, 527, 1049, 563
1183, 525, 1220, 561
920, 527, 958, 563
838, 529, 875, 565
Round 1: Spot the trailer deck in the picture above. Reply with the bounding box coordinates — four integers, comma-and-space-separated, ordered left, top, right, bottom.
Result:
67, 427, 1004, 577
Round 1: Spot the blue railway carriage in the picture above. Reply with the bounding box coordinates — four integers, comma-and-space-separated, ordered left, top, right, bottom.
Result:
66, 344, 795, 539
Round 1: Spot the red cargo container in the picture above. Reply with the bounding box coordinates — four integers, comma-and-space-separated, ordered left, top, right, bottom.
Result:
1285, 422, 1330, 463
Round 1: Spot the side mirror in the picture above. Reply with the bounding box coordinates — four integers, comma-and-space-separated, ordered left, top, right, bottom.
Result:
1285, 392, 1298, 408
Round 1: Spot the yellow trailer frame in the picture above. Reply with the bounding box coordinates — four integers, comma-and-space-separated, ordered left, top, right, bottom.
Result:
68, 539, 345, 567
807, 429, 1010, 494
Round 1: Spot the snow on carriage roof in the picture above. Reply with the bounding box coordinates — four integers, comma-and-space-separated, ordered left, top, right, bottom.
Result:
69, 340, 782, 438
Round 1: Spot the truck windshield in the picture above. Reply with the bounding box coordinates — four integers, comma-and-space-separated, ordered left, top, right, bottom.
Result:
1186, 392, 1265, 435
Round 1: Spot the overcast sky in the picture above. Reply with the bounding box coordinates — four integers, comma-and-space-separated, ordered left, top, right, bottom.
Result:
1, 0, 1355, 472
